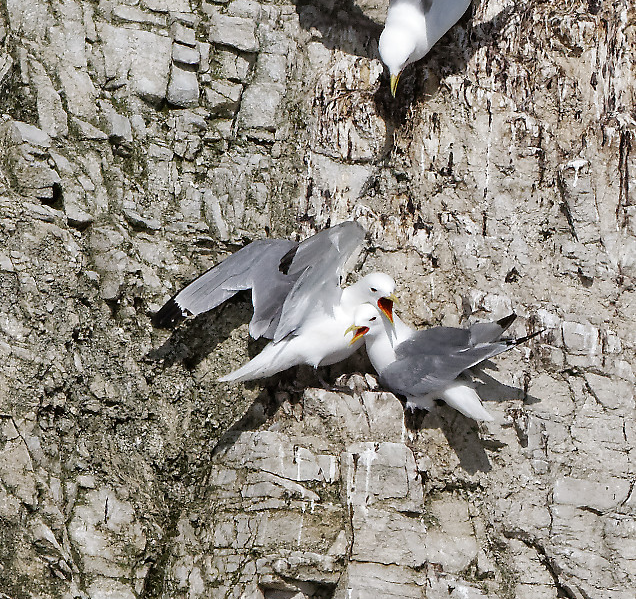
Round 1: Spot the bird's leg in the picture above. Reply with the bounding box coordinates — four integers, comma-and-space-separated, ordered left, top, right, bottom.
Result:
314, 369, 351, 393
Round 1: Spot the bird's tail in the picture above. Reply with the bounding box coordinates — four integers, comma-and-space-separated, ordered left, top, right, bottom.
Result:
218, 341, 298, 383
439, 382, 494, 421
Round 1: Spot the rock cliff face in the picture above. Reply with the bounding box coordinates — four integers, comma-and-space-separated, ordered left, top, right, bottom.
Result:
0, 0, 634, 597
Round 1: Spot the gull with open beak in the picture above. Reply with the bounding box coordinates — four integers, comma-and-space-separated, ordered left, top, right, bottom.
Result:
347, 304, 542, 421
379, 0, 472, 97
219, 273, 397, 382
154, 219, 400, 382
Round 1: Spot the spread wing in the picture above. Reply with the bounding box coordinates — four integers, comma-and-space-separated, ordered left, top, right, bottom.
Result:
154, 239, 297, 339
154, 221, 367, 341
272, 221, 366, 342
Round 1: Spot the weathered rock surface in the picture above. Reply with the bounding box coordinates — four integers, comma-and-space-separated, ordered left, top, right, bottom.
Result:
0, 0, 633, 598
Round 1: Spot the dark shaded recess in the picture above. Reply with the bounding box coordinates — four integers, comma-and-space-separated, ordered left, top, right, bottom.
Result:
292, 0, 383, 57
260, 581, 336, 599
147, 292, 258, 369
153, 297, 185, 328
278, 245, 299, 274
40, 181, 64, 210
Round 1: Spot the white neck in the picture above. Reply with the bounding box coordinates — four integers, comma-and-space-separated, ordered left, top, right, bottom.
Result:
340, 282, 366, 310
364, 327, 397, 374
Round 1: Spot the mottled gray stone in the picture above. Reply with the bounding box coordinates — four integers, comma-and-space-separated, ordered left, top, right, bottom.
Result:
123, 209, 161, 231
212, 48, 253, 82
3, 120, 51, 148
553, 477, 631, 511
204, 80, 242, 116
71, 117, 108, 140
29, 60, 68, 138
209, 13, 258, 53
142, 0, 191, 12
167, 64, 200, 107
58, 65, 98, 121
113, 4, 167, 26
98, 24, 173, 104
562, 320, 600, 355
237, 83, 284, 132
171, 22, 196, 47
100, 106, 133, 144
172, 43, 200, 66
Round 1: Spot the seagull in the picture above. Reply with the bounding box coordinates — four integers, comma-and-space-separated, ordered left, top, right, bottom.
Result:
219, 272, 397, 382
379, 0, 472, 96
154, 221, 398, 381
347, 304, 541, 421
155, 221, 391, 341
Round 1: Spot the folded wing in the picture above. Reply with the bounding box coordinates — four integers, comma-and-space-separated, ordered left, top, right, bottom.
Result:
380, 315, 517, 396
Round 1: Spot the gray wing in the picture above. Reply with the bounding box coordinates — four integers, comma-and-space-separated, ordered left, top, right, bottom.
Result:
468, 313, 516, 344
382, 324, 515, 396
154, 239, 297, 338
392, 314, 516, 357
272, 221, 366, 342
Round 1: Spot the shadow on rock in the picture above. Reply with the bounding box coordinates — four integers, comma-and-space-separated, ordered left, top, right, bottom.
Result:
146, 294, 260, 369
208, 387, 281, 460
405, 407, 493, 474
473, 366, 542, 406
292, 0, 383, 58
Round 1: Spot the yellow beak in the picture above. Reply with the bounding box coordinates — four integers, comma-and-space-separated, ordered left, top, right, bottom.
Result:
390, 73, 401, 97
344, 324, 369, 346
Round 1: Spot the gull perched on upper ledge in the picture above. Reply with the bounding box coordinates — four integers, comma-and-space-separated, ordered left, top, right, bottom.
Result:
379, 0, 472, 96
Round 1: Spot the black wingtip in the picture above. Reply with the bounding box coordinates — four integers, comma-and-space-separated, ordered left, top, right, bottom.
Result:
497, 313, 517, 332
154, 298, 186, 328
512, 329, 546, 346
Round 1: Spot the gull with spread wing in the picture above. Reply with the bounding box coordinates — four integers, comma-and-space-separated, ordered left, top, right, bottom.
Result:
219, 271, 397, 382
154, 221, 398, 381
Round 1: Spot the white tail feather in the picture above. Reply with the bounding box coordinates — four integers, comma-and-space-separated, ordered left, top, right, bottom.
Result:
218, 341, 300, 383
439, 382, 494, 421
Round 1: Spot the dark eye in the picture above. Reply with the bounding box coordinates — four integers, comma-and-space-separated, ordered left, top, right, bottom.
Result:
370, 317, 377, 321
370, 287, 377, 292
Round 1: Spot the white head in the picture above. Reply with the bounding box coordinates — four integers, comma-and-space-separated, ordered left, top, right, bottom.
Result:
345, 303, 386, 345
379, 20, 418, 97
350, 272, 397, 324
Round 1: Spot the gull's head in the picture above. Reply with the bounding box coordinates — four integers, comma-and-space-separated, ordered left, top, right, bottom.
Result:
379, 26, 417, 97
345, 304, 383, 345
357, 272, 397, 324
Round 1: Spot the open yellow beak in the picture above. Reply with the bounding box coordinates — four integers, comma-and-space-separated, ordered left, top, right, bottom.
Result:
390, 73, 401, 97
344, 324, 369, 346
377, 294, 398, 324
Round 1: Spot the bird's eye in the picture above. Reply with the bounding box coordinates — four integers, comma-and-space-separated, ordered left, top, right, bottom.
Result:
370, 287, 377, 293
370, 317, 377, 321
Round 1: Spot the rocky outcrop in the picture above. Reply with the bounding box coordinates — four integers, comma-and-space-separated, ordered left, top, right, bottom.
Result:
0, 0, 633, 598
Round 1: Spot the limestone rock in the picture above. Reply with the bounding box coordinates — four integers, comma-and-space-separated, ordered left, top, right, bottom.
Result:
168, 64, 200, 108
209, 13, 259, 53
0, 0, 634, 598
